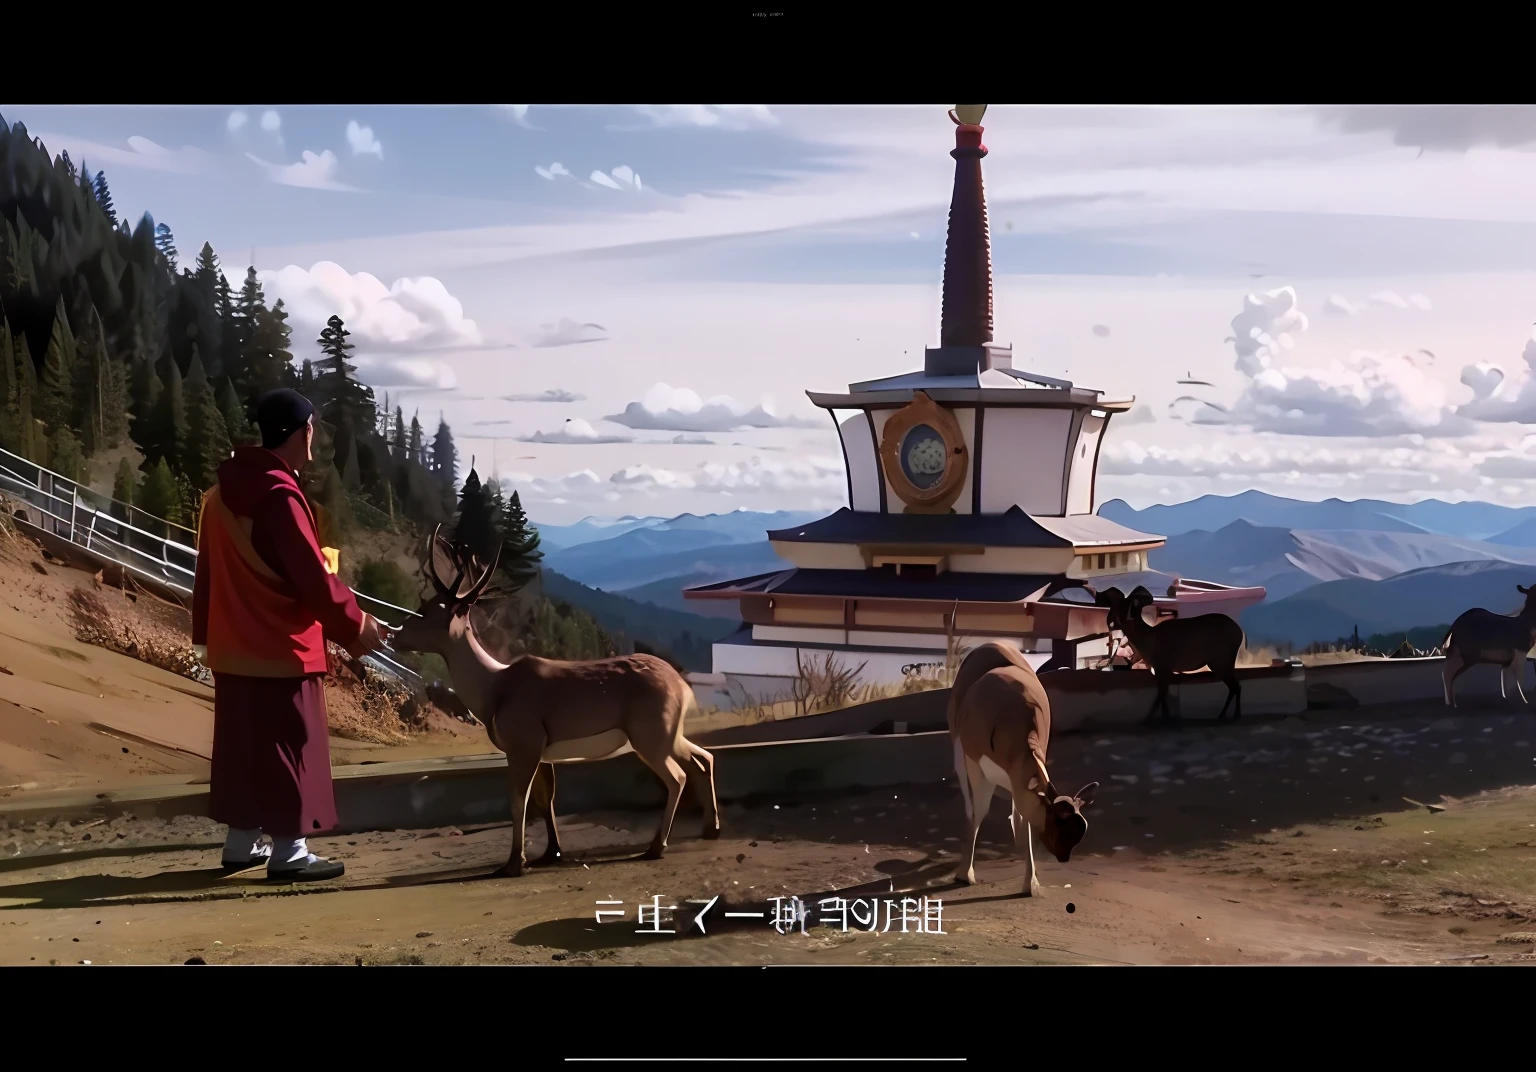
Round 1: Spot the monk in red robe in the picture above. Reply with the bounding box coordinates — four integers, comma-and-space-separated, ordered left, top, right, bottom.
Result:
192, 388, 383, 881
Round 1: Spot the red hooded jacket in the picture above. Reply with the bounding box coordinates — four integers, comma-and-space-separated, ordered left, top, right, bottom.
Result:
192, 447, 365, 677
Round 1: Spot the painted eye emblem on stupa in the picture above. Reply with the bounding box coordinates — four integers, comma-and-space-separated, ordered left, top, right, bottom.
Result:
900, 424, 948, 489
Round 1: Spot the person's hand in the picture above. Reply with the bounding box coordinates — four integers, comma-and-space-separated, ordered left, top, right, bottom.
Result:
347, 613, 383, 659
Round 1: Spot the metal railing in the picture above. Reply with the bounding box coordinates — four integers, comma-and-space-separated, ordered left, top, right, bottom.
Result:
0, 445, 425, 690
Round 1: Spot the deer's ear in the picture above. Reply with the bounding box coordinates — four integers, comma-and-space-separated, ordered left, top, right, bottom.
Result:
1521, 584, 1530, 594
1075, 781, 1099, 808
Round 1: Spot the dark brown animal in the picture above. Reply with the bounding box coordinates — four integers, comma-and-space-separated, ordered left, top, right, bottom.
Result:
946, 642, 1098, 896
391, 529, 719, 877
1441, 583, 1536, 707
1100, 586, 1244, 723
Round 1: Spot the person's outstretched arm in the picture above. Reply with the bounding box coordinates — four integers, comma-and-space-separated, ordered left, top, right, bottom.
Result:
258, 489, 376, 656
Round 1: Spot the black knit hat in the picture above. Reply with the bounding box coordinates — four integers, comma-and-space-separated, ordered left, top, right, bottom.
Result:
255, 388, 315, 450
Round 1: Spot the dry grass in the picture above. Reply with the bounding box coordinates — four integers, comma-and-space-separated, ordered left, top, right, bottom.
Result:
65, 583, 435, 746
67, 586, 207, 683
1195, 787, 1536, 925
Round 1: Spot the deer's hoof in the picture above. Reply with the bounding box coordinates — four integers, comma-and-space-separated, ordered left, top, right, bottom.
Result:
958, 871, 978, 887
702, 825, 722, 841
643, 847, 666, 861
496, 862, 526, 878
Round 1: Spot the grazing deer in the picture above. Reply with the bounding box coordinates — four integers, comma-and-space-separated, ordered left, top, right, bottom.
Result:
947, 642, 1098, 896
424, 680, 565, 866
1100, 586, 1244, 723
391, 530, 720, 877
1441, 583, 1536, 708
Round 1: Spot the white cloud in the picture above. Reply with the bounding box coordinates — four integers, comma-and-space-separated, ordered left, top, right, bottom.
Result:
346, 120, 383, 159
1092, 323, 1111, 337
534, 162, 571, 181
1211, 286, 1468, 437
259, 261, 485, 354
247, 149, 355, 192
1313, 105, 1536, 153
606, 382, 821, 433
1116, 404, 1156, 426
1230, 286, 1309, 377
1100, 437, 1470, 482
501, 454, 845, 504
529, 318, 607, 348
610, 165, 641, 191
518, 419, 633, 445
589, 170, 622, 190
581, 166, 642, 192
35, 132, 212, 175
354, 358, 457, 390
498, 105, 535, 128
1456, 328, 1536, 423
628, 105, 777, 131
1323, 291, 1433, 316
226, 110, 248, 133
503, 388, 585, 403
260, 109, 282, 134
671, 434, 715, 445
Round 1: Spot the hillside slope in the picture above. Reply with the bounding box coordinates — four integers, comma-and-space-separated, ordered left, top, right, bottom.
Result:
537, 569, 739, 672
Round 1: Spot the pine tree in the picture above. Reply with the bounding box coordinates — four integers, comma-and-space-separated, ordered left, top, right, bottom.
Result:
392, 406, 406, 456
0, 316, 20, 457
128, 356, 162, 453
313, 314, 375, 431
111, 456, 136, 521
497, 488, 544, 590
70, 301, 125, 454
154, 223, 178, 274
38, 299, 76, 433
246, 298, 295, 397
229, 266, 266, 394
454, 469, 500, 563
137, 456, 182, 531
299, 358, 314, 395
48, 426, 86, 482
92, 171, 117, 226
431, 415, 458, 491
183, 349, 231, 490
408, 412, 424, 465
145, 357, 187, 471
218, 377, 257, 447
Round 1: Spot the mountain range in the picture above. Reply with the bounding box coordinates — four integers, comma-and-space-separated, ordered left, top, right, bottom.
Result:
527, 494, 1536, 654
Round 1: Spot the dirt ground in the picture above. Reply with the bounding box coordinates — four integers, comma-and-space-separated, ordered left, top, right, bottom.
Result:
3, 705, 1535, 966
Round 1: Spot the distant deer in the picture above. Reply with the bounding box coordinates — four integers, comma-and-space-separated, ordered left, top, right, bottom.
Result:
1440, 583, 1536, 708
391, 530, 720, 877
946, 642, 1098, 896
1099, 586, 1245, 723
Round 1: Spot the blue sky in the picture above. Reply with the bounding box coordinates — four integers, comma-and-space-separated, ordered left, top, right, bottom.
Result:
6, 102, 1536, 524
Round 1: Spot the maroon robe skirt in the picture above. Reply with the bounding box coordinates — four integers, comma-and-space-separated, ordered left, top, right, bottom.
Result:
209, 672, 339, 837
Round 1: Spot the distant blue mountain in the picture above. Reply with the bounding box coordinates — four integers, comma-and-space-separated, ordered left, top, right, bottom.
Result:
559, 540, 791, 593
1100, 490, 1536, 540
1153, 519, 1536, 604
1241, 560, 1536, 647
539, 508, 821, 589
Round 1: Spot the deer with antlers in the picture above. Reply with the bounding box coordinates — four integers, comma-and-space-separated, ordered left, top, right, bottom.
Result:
390, 529, 720, 877
947, 642, 1098, 896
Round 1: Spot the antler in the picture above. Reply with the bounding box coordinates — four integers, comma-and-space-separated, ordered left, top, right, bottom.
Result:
425, 523, 467, 597
460, 540, 503, 604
